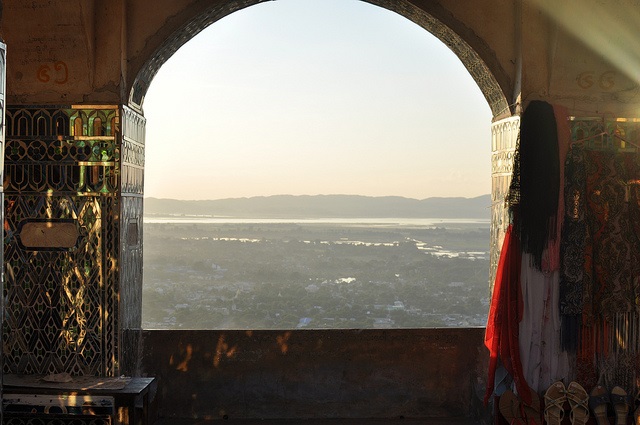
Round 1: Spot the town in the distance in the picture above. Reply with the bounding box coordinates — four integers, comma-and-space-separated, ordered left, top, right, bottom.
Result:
142, 194, 491, 330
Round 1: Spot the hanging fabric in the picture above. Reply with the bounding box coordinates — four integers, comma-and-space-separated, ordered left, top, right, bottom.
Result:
559, 143, 588, 353
517, 101, 560, 270
517, 104, 571, 392
542, 105, 571, 273
484, 224, 531, 405
557, 118, 640, 392
486, 100, 568, 403
584, 150, 640, 319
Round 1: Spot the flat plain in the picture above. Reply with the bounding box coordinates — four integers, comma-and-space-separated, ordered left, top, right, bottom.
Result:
142, 220, 490, 329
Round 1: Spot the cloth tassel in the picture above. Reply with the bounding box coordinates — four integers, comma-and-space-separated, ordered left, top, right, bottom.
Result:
579, 313, 640, 391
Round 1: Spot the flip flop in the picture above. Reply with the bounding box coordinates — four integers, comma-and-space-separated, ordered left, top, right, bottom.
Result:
566, 381, 590, 425
545, 381, 567, 425
611, 386, 629, 425
500, 389, 527, 425
522, 388, 542, 425
590, 385, 611, 425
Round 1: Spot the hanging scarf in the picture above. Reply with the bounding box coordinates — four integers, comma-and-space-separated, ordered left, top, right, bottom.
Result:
559, 144, 588, 352
585, 150, 640, 318
542, 105, 571, 273
517, 101, 560, 270
484, 224, 531, 405
573, 147, 640, 391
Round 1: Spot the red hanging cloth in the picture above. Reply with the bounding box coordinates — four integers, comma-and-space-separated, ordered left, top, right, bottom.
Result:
484, 224, 531, 405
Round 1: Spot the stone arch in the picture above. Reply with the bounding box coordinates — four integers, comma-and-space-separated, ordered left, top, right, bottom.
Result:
128, 0, 510, 118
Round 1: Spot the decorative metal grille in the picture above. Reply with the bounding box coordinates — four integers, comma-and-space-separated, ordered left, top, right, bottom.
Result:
121, 106, 145, 196
490, 116, 520, 291
569, 117, 640, 150
4, 108, 119, 195
3, 106, 121, 377
0, 41, 6, 425
5, 414, 111, 425
119, 197, 143, 332
119, 106, 145, 335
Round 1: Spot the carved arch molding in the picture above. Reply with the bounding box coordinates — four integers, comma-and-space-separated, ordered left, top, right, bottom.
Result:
129, 0, 510, 118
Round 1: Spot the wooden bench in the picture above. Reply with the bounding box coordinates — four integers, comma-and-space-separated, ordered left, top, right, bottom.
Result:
3, 374, 156, 425
4, 411, 113, 425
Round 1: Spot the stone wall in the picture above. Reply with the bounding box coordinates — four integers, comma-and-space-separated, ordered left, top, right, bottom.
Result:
137, 328, 489, 421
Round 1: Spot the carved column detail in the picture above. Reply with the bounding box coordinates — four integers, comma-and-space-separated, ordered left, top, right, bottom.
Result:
490, 116, 520, 292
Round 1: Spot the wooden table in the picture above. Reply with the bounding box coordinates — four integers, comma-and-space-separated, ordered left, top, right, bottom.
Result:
3, 374, 157, 425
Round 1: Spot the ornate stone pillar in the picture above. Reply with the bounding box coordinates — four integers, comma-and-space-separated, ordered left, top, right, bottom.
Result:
118, 105, 146, 376
2, 104, 144, 377
490, 116, 520, 291
0, 41, 6, 423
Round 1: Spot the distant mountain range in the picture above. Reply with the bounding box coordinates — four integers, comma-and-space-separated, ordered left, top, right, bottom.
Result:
144, 194, 491, 219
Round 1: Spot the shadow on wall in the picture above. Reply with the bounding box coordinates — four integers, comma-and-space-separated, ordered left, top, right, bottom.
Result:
132, 328, 489, 421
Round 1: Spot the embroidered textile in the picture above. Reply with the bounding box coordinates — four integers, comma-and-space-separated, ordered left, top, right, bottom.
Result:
542, 105, 571, 273
559, 145, 588, 351
584, 150, 640, 318
569, 148, 640, 391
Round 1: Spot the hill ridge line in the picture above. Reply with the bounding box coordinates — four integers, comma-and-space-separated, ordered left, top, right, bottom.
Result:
144, 194, 491, 219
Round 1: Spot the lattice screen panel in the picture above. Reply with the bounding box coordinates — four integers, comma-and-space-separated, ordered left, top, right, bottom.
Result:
119, 106, 145, 333
5, 414, 112, 425
3, 106, 121, 377
569, 117, 640, 149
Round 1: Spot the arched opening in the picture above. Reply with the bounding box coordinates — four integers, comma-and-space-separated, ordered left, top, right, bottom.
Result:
129, 0, 509, 117
137, 0, 497, 330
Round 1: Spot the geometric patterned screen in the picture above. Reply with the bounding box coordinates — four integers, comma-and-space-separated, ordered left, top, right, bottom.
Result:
489, 116, 520, 292
119, 106, 145, 334
3, 106, 122, 376
116, 105, 146, 377
569, 116, 640, 149
0, 42, 5, 397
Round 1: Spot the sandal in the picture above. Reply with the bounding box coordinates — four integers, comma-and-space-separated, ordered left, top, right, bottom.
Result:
500, 389, 527, 425
523, 388, 542, 425
611, 386, 629, 425
590, 385, 611, 425
566, 381, 590, 425
545, 381, 567, 425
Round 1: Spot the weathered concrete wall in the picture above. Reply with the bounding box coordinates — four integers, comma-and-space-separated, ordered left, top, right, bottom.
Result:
138, 328, 489, 421
2, 0, 638, 115
0, 0, 513, 113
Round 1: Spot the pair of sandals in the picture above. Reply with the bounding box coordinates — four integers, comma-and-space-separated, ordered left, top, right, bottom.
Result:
501, 382, 635, 425
544, 381, 590, 425
589, 385, 630, 425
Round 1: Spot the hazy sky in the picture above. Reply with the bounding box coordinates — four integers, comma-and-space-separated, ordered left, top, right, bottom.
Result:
143, 0, 492, 201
